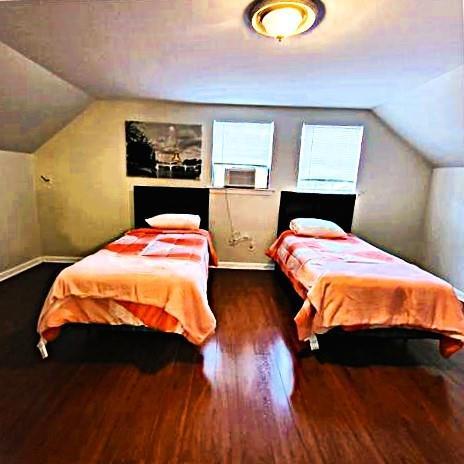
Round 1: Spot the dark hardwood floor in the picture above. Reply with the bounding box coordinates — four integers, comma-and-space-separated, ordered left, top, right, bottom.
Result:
1, 264, 464, 464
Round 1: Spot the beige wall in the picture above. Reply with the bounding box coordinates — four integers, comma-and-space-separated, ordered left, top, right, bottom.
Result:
0, 150, 41, 272
424, 168, 464, 291
35, 99, 431, 264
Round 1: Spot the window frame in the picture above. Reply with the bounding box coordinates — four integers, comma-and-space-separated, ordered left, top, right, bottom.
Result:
211, 120, 275, 190
296, 123, 364, 194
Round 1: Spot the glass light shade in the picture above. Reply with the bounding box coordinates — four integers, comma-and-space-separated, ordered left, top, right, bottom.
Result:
261, 6, 311, 38
249, 1, 320, 40
261, 7, 302, 38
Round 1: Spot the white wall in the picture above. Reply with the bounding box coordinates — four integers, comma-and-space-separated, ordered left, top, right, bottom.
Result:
375, 65, 464, 167
0, 151, 41, 272
424, 168, 464, 291
35, 99, 431, 265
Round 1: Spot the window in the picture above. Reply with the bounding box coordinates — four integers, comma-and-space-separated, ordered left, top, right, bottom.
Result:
212, 121, 274, 189
297, 124, 364, 193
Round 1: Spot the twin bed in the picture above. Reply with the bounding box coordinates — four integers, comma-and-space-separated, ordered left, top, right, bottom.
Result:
269, 191, 464, 357
36, 187, 464, 359
37, 187, 216, 358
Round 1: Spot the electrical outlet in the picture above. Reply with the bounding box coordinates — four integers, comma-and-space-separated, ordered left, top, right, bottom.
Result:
228, 232, 255, 249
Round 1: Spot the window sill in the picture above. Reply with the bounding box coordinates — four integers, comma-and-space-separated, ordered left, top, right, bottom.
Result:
291, 188, 357, 195
209, 187, 275, 196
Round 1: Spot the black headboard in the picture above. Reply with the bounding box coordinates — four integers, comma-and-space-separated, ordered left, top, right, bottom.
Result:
133, 186, 210, 229
277, 191, 356, 236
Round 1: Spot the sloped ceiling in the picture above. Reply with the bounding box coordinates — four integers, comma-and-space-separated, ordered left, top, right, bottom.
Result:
0, 0, 462, 165
0, 41, 92, 153
0, 0, 461, 109
375, 66, 464, 167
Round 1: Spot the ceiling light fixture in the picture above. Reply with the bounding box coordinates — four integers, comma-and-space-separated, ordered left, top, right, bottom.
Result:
246, 0, 324, 41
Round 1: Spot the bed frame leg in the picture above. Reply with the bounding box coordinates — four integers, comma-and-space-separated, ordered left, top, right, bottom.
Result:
305, 335, 320, 351
37, 339, 48, 359
297, 335, 320, 357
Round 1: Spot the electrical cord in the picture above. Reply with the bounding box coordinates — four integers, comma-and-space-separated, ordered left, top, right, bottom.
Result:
224, 188, 255, 251
225, 188, 236, 239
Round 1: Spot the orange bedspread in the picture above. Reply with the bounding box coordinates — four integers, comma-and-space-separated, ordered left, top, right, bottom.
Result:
267, 231, 464, 357
37, 229, 218, 349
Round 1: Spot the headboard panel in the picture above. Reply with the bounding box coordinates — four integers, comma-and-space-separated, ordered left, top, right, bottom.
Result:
277, 191, 356, 236
133, 186, 210, 229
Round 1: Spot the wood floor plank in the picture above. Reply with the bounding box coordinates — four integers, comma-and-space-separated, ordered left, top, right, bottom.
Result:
0, 265, 463, 463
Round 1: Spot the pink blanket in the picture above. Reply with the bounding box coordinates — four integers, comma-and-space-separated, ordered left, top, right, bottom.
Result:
37, 229, 217, 349
267, 231, 464, 357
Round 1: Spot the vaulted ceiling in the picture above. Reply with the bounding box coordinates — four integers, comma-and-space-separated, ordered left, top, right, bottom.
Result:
0, 41, 91, 153
0, 0, 462, 163
375, 65, 463, 167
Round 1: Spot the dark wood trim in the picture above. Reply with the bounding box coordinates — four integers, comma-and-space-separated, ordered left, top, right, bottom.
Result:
277, 190, 356, 236
133, 186, 210, 229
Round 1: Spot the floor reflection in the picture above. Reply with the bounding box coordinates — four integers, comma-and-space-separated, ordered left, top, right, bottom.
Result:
201, 329, 296, 412
201, 336, 220, 382
269, 337, 295, 405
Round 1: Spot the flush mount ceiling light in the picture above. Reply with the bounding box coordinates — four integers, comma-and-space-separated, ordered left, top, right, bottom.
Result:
246, 0, 325, 41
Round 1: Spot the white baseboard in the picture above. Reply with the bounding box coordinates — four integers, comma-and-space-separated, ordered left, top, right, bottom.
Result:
3, 257, 462, 301
0, 256, 274, 283
214, 261, 275, 271
42, 256, 81, 263
42, 257, 273, 270
0, 256, 81, 283
0, 257, 43, 283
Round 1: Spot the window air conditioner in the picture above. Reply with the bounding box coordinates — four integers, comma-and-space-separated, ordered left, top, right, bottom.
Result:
224, 167, 256, 188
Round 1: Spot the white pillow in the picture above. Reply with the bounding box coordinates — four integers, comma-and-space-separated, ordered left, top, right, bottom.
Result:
145, 213, 201, 230
289, 218, 347, 238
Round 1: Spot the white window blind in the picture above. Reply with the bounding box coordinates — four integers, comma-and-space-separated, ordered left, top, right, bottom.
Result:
297, 124, 364, 193
212, 121, 274, 188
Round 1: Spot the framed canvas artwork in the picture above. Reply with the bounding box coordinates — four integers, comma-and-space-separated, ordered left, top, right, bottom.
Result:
126, 121, 202, 180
